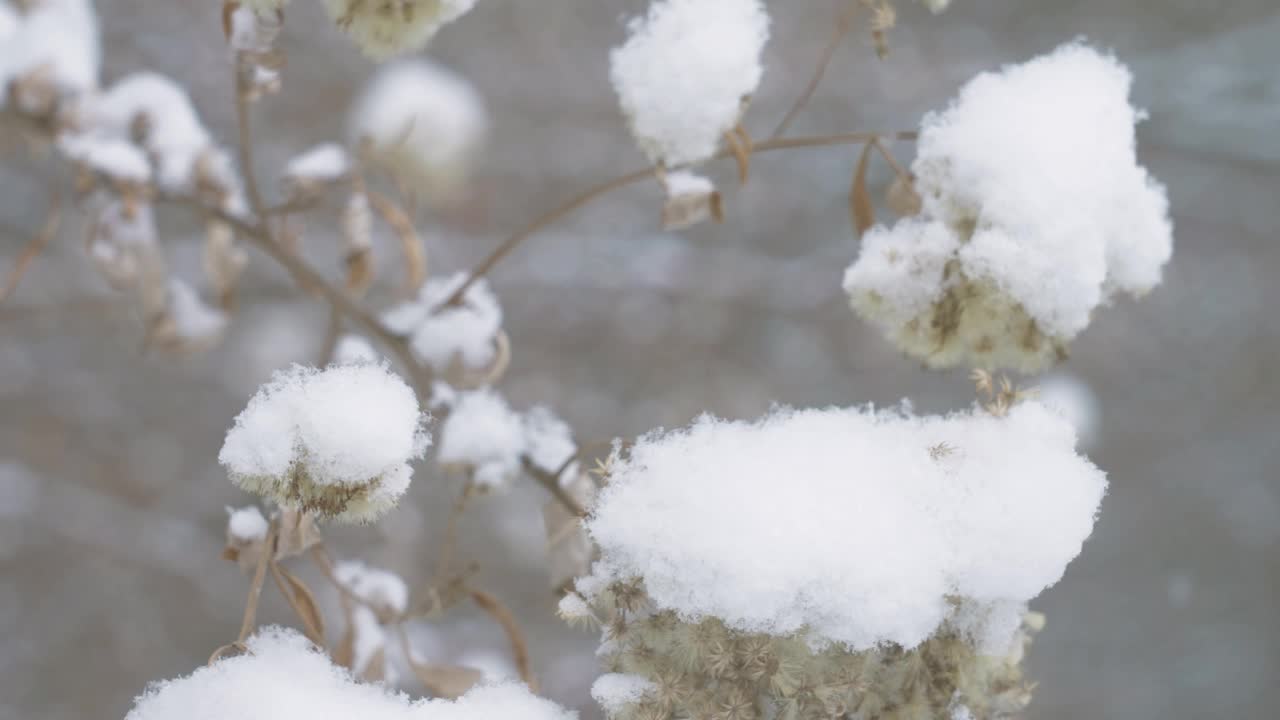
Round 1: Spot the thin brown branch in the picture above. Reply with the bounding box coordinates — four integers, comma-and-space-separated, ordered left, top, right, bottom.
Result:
269, 558, 326, 646
871, 136, 911, 181
317, 307, 342, 366
469, 587, 537, 692
237, 522, 278, 643
434, 482, 475, 583
771, 1, 861, 139
0, 195, 60, 303
439, 131, 917, 308
233, 58, 268, 222
522, 456, 586, 517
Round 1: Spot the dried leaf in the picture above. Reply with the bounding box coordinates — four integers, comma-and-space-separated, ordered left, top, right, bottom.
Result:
368, 190, 427, 297
407, 660, 483, 699
723, 124, 753, 183
360, 647, 387, 683
0, 197, 60, 304
850, 142, 876, 238
275, 562, 326, 646
661, 172, 723, 231
221, 1, 239, 41
275, 507, 322, 560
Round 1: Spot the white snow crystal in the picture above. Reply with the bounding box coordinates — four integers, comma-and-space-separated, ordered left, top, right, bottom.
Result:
219, 364, 430, 523
225, 505, 268, 543
437, 390, 525, 492
124, 626, 577, 720
323, 0, 476, 60
590, 674, 656, 714
843, 43, 1173, 371
349, 58, 487, 200
581, 401, 1106, 651
610, 0, 769, 167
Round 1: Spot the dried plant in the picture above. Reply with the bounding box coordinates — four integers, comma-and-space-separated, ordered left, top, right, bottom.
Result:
0, 1, 1172, 719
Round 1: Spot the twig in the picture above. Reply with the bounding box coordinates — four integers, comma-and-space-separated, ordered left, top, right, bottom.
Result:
233, 58, 268, 223
317, 307, 342, 366
237, 522, 278, 643
870, 136, 910, 181
771, 0, 861, 139
469, 587, 536, 691
0, 195, 60, 303
434, 482, 475, 582
439, 131, 917, 307
521, 456, 586, 517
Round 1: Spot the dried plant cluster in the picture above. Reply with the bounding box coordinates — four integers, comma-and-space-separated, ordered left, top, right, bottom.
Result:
579, 586, 1041, 720
0, 1, 1174, 719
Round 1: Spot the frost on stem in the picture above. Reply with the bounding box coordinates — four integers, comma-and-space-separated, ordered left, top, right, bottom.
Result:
323, 0, 476, 60
219, 364, 431, 523
575, 401, 1105, 719
610, 0, 769, 168
349, 58, 488, 203
843, 43, 1173, 372
124, 627, 577, 720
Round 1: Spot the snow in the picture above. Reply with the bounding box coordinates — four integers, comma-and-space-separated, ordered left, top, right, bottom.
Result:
580, 401, 1107, 651
1035, 372, 1100, 449
322, 0, 476, 60
283, 142, 351, 190
521, 406, 577, 479
843, 43, 1173, 371
78, 72, 216, 194
334, 334, 381, 365
590, 674, 655, 714
610, 0, 769, 167
124, 627, 577, 720
0, 0, 100, 110
383, 273, 504, 377
349, 58, 487, 200
219, 364, 430, 523
334, 560, 410, 617
154, 279, 229, 353
57, 135, 151, 183
226, 506, 268, 543
436, 390, 525, 492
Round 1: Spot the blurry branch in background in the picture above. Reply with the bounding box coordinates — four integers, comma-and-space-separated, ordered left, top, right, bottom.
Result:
0, 193, 59, 303
770, 0, 862, 139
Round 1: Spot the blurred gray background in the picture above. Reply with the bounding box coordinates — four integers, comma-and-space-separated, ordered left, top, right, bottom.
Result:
1, 1, 1277, 718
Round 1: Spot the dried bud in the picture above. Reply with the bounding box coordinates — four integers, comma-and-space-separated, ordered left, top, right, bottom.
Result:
885, 173, 922, 217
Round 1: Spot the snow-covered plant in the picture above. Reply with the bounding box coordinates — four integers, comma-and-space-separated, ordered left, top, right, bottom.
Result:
219, 364, 430, 523
349, 58, 488, 201
125, 627, 576, 720
571, 400, 1104, 719
323, 0, 477, 60
0, 3, 1173, 719
843, 43, 1173, 371
610, 0, 769, 168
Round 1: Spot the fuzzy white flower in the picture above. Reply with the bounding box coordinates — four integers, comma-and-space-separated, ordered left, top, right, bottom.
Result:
349, 58, 487, 201
610, 0, 769, 167
219, 364, 430, 523
581, 400, 1106, 652
843, 43, 1173, 372
323, 0, 476, 60
124, 626, 578, 720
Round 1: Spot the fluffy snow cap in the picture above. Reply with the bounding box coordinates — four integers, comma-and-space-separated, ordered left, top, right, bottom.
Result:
125, 627, 577, 720
610, 0, 769, 167
843, 43, 1173, 371
582, 401, 1106, 651
349, 58, 487, 200
219, 364, 429, 523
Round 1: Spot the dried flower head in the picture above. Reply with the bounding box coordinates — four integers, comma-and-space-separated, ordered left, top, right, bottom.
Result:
610, 0, 769, 168
323, 0, 476, 60
218, 364, 430, 523
349, 58, 487, 202
843, 43, 1173, 372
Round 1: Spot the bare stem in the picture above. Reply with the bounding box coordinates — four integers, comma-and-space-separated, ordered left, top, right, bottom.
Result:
469, 587, 537, 691
233, 58, 269, 223
434, 482, 474, 582
522, 456, 586, 517
771, 0, 861, 139
237, 523, 278, 643
0, 194, 59, 304
439, 131, 917, 308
